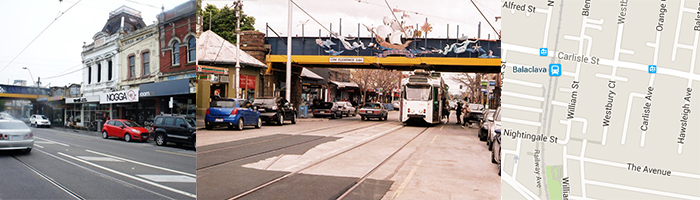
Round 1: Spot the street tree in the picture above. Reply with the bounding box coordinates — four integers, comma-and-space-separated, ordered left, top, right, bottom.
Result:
450, 73, 497, 104
199, 2, 256, 44
351, 69, 401, 103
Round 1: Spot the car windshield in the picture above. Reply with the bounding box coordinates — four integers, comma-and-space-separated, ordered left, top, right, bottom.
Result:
317, 102, 334, 109
468, 104, 483, 110
253, 99, 275, 105
363, 104, 381, 109
186, 118, 196, 127
0, 121, 29, 129
122, 120, 143, 127
211, 100, 237, 108
405, 85, 431, 101
37, 115, 48, 120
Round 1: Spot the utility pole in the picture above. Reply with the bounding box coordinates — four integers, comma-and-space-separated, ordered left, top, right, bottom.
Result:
285, 0, 292, 101
235, 0, 241, 98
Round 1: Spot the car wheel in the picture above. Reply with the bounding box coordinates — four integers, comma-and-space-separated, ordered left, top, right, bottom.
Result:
352, 112, 356, 117
206, 125, 213, 130
278, 115, 284, 126
237, 119, 244, 131
102, 131, 108, 139
488, 140, 493, 151
155, 134, 166, 146
124, 133, 132, 142
23, 148, 32, 154
291, 114, 296, 124
255, 117, 262, 129
361, 116, 365, 121
331, 113, 336, 119
338, 112, 343, 119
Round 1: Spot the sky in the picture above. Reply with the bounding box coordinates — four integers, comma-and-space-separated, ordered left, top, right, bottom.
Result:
0, 0, 190, 88
202, 0, 501, 95
203, 0, 501, 39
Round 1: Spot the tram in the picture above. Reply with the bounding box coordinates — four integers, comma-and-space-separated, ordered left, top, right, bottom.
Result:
399, 70, 448, 125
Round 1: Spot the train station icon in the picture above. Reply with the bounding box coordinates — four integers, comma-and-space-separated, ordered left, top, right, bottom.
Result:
549, 64, 561, 76
540, 48, 548, 56
649, 65, 657, 73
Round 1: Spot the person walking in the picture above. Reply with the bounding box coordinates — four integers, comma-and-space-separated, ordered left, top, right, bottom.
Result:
461, 102, 472, 129
456, 101, 463, 124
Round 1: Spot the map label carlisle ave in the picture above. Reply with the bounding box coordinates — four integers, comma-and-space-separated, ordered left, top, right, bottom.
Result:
640, 87, 654, 131
627, 162, 672, 176
678, 88, 692, 144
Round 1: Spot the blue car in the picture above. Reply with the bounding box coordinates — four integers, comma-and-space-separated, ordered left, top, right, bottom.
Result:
205, 98, 262, 130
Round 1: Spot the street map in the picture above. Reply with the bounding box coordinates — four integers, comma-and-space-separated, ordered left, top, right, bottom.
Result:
501, 0, 700, 199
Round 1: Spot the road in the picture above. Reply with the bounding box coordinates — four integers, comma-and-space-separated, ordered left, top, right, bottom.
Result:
0, 126, 197, 199
197, 110, 501, 200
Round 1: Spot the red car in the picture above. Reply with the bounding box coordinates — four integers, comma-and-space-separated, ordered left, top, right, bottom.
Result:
101, 119, 150, 142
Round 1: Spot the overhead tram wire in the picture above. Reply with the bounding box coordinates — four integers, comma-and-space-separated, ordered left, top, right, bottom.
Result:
349, 0, 479, 26
469, 0, 500, 38
0, 0, 83, 74
290, 0, 339, 38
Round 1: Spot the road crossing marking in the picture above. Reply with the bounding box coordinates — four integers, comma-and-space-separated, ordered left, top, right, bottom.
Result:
137, 175, 196, 183
34, 136, 70, 147
76, 156, 123, 162
86, 149, 196, 177
58, 152, 197, 198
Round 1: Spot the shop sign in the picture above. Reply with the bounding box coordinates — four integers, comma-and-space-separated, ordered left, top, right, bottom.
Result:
101, 89, 139, 104
329, 57, 364, 63
239, 75, 256, 90
165, 73, 196, 81
197, 65, 229, 75
140, 91, 153, 97
65, 96, 99, 104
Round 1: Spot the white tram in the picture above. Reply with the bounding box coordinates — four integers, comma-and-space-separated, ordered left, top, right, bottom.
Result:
399, 70, 448, 125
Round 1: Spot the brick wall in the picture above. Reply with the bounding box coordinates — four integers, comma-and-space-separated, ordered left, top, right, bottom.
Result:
159, 14, 197, 74
240, 30, 269, 63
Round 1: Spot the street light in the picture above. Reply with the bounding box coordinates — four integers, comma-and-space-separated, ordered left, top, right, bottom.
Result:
22, 67, 37, 87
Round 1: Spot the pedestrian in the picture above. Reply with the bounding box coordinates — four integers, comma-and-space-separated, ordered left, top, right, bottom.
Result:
456, 101, 463, 124
461, 102, 472, 129
441, 97, 450, 123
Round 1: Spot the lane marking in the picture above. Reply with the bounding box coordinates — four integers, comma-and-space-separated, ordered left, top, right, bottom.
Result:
430, 135, 437, 144
34, 149, 174, 199
34, 144, 44, 148
76, 156, 123, 162
12, 155, 84, 200
34, 136, 70, 147
86, 149, 195, 177
35, 128, 95, 141
393, 159, 423, 199
137, 175, 196, 183
155, 150, 196, 158
59, 152, 196, 198
439, 126, 443, 131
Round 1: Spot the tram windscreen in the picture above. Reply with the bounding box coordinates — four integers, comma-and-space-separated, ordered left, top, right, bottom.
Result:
404, 85, 431, 101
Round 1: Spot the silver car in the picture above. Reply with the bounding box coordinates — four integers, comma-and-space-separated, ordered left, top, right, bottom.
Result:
487, 107, 502, 151
0, 119, 34, 153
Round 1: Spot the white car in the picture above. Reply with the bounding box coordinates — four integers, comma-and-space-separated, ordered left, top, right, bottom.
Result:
335, 101, 356, 117
29, 114, 51, 128
487, 107, 501, 151
0, 119, 34, 153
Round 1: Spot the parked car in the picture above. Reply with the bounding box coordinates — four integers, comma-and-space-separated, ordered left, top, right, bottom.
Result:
492, 128, 501, 176
205, 98, 262, 130
465, 103, 485, 126
359, 103, 388, 121
253, 97, 297, 125
101, 119, 149, 142
335, 101, 356, 117
312, 102, 343, 119
383, 103, 394, 111
152, 114, 196, 147
479, 109, 496, 141
0, 112, 14, 119
392, 101, 400, 110
29, 114, 51, 128
487, 107, 502, 151
0, 119, 33, 153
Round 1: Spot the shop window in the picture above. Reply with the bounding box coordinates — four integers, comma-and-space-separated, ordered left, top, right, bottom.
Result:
97, 63, 101, 83
128, 55, 136, 79
187, 36, 196, 62
108, 60, 113, 80
142, 51, 150, 76
172, 41, 180, 65
87, 65, 91, 84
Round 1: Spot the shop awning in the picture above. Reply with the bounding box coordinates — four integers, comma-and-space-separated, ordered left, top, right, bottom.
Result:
301, 68, 324, 80
139, 79, 191, 97
330, 81, 359, 88
197, 65, 229, 75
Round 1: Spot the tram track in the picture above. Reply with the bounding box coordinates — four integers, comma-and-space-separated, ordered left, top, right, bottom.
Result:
197, 120, 387, 171
227, 125, 431, 200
